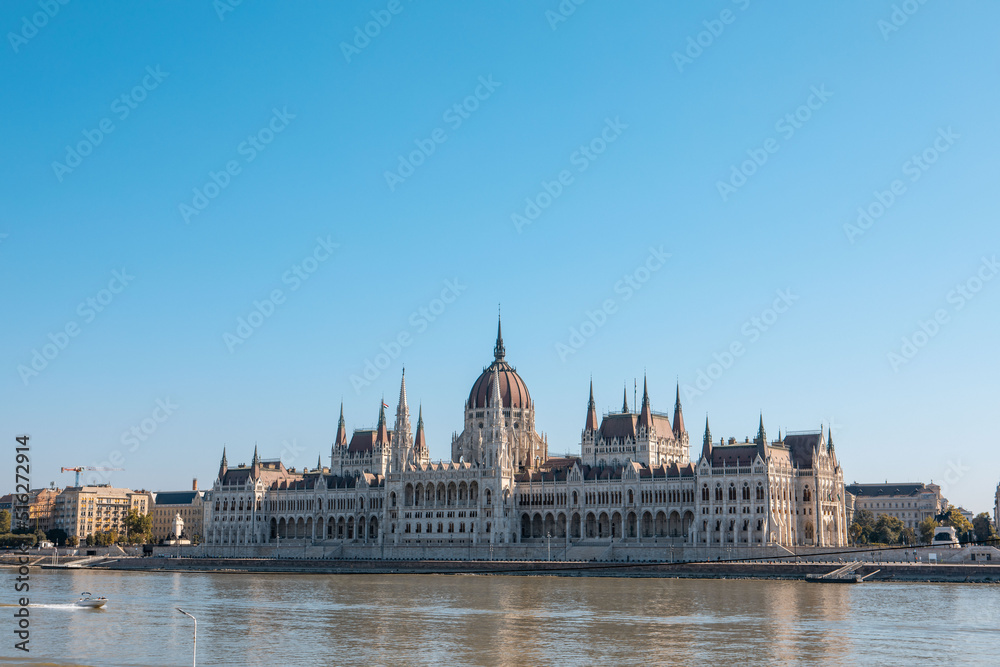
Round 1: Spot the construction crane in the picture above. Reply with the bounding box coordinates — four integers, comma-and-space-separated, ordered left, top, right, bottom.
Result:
61, 466, 124, 487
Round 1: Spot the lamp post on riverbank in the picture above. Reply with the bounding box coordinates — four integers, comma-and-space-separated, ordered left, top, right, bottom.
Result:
176, 607, 197, 666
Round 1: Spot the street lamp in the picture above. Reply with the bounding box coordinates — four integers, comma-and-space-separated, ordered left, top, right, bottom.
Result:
546, 531, 551, 562
176, 607, 197, 667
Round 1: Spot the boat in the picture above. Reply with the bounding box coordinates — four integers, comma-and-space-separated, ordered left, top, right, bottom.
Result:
75, 592, 107, 608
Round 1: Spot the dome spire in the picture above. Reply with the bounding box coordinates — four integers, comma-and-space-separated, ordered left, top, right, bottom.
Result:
494, 307, 505, 360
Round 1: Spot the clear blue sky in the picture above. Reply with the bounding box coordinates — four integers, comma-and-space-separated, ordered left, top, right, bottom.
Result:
3, 2, 998, 513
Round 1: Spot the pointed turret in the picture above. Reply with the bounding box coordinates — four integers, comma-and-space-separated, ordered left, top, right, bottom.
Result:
637, 376, 653, 432
376, 398, 390, 445
252, 443, 259, 466
394, 369, 411, 439
584, 379, 599, 432
755, 413, 767, 446
827, 424, 834, 453
701, 415, 713, 462
622, 384, 629, 414
397, 368, 409, 416
335, 402, 348, 448
672, 382, 686, 438
494, 311, 505, 361
218, 446, 228, 479
414, 405, 426, 454
316, 454, 323, 470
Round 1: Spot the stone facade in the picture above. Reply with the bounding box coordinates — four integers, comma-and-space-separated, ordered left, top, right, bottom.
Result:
203, 319, 849, 554
844, 482, 946, 531
52, 485, 151, 540
151, 490, 205, 542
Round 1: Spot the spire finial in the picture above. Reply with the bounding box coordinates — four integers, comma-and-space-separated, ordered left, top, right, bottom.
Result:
622, 384, 629, 413
494, 308, 505, 360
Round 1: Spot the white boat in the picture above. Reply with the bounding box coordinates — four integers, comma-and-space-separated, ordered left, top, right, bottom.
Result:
75, 592, 107, 608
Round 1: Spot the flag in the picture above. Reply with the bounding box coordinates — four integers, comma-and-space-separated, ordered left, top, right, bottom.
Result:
382, 402, 389, 408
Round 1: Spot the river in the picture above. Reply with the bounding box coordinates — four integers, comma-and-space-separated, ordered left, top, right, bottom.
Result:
2, 569, 997, 666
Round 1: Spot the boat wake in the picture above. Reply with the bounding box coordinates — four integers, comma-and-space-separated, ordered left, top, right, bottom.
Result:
29, 603, 93, 610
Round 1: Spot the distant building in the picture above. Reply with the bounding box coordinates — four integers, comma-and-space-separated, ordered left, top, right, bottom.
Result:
844, 482, 946, 530
0, 494, 13, 513
52, 485, 152, 540
995, 482, 1000, 532
151, 489, 205, 542
25, 488, 61, 533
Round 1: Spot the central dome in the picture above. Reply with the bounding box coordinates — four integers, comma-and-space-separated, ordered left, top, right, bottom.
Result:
468, 359, 531, 409
467, 317, 531, 410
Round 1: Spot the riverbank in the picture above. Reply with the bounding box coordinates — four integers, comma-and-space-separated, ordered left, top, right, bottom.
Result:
8, 555, 999, 582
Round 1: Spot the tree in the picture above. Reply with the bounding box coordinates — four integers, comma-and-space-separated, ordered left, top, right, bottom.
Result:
943, 506, 974, 543
66, 535, 79, 548
972, 513, 998, 543
125, 509, 153, 544
94, 530, 119, 546
46, 529, 68, 546
85, 533, 95, 547
900, 527, 917, 545
918, 516, 938, 544
850, 509, 876, 544
849, 523, 863, 546
871, 514, 904, 545
0, 509, 10, 533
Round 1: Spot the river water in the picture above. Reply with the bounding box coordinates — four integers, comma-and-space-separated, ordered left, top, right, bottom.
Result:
2, 568, 997, 666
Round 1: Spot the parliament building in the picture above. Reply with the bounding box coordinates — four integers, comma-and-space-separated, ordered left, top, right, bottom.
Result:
204, 319, 849, 558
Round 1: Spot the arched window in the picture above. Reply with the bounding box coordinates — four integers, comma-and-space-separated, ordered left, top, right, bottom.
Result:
715, 485, 723, 502
742, 484, 750, 501
728, 484, 736, 501
803, 486, 812, 502
628, 490, 634, 504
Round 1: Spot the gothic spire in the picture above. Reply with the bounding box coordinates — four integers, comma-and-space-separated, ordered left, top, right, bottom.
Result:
252, 443, 259, 466
219, 446, 228, 479
397, 367, 408, 415
584, 378, 599, 432
376, 397, 389, 444
414, 405, 426, 454
494, 310, 505, 361
827, 424, 834, 452
316, 454, 322, 470
335, 402, 347, 447
754, 413, 767, 447
394, 369, 411, 438
673, 381, 686, 437
622, 384, 629, 414
637, 376, 653, 432
701, 414, 713, 461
